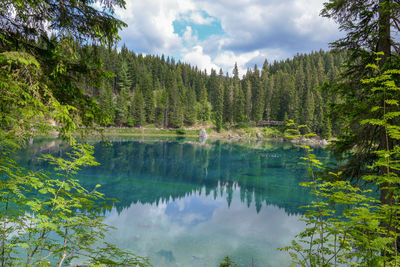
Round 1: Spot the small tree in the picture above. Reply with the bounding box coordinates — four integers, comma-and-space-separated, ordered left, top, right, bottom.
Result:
218, 256, 238, 267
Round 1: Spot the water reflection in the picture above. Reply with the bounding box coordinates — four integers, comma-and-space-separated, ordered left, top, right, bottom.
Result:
102, 186, 306, 267
17, 138, 332, 266
83, 139, 329, 214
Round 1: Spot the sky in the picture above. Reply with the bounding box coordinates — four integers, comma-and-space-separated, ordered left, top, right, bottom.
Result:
114, 0, 342, 76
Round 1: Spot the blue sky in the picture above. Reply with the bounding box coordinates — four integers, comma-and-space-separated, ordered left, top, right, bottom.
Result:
115, 0, 342, 76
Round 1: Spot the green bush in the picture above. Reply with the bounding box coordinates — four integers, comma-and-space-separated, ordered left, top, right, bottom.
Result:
176, 128, 186, 135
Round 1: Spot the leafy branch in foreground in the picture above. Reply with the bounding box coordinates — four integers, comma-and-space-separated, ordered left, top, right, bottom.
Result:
0, 1, 152, 266
1, 144, 151, 266
280, 56, 400, 266
0, 45, 151, 267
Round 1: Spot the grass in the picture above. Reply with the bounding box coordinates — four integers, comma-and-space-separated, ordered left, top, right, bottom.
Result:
78, 124, 285, 141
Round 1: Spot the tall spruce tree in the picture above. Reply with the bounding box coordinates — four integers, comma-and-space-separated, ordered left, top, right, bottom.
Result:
214, 71, 225, 131
233, 82, 245, 124
214, 82, 224, 132
321, 3, 400, 252
131, 87, 145, 127
99, 81, 115, 125
197, 85, 211, 123
251, 65, 264, 122
322, 0, 400, 183
114, 60, 132, 126
184, 87, 197, 125
139, 71, 155, 123
167, 77, 183, 128
244, 79, 252, 122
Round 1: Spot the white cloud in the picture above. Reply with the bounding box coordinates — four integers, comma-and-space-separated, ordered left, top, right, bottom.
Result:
179, 10, 216, 25
214, 50, 260, 77
182, 45, 219, 73
183, 25, 197, 44
115, 0, 341, 74
115, 0, 194, 55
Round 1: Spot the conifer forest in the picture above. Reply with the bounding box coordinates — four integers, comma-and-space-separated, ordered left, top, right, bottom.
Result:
92, 46, 345, 138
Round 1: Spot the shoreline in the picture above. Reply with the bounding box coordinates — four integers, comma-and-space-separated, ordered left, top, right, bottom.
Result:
73, 126, 329, 146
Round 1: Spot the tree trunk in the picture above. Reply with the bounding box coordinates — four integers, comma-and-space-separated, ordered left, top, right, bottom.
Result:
377, 0, 391, 62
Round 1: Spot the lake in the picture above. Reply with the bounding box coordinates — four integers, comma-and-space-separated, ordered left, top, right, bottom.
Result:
18, 137, 331, 267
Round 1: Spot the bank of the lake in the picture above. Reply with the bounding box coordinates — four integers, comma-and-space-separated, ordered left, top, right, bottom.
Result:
78, 125, 330, 146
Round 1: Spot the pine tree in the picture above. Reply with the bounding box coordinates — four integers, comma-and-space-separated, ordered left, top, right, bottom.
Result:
321, 1, 400, 235
321, 0, 400, 182
214, 81, 224, 132
244, 79, 252, 121
251, 65, 264, 122
223, 82, 234, 124
131, 87, 145, 127
269, 73, 281, 121
138, 71, 155, 123
168, 78, 183, 128
155, 88, 168, 128
233, 82, 245, 124
99, 81, 115, 125
208, 69, 218, 104
184, 88, 197, 125
264, 77, 273, 121
114, 60, 132, 126
197, 85, 211, 123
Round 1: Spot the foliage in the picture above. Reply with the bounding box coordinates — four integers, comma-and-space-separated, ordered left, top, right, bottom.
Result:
175, 128, 186, 135
0, 0, 152, 266
94, 47, 344, 134
321, 0, 400, 183
0, 52, 151, 266
0, 0, 127, 128
281, 58, 400, 266
218, 256, 238, 267
321, 0, 399, 57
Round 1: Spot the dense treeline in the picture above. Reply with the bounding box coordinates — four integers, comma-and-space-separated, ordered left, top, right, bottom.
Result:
89, 45, 345, 138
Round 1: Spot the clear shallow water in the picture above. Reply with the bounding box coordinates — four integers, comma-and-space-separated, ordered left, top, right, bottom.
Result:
18, 137, 332, 267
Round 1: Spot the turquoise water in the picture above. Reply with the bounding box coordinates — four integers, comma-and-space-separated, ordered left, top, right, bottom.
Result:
18, 138, 331, 266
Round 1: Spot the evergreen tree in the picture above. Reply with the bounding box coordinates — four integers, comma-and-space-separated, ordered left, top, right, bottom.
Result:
197, 85, 211, 123
208, 69, 218, 104
233, 82, 245, 124
251, 65, 264, 122
114, 60, 132, 126
214, 82, 224, 132
269, 73, 281, 121
264, 77, 273, 121
244, 79, 252, 121
155, 88, 168, 128
168, 78, 183, 128
321, 4, 400, 255
321, 0, 400, 184
99, 81, 115, 125
184, 88, 197, 125
138, 71, 155, 123
223, 82, 234, 124
131, 87, 145, 127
